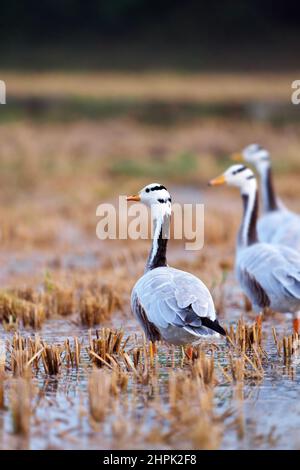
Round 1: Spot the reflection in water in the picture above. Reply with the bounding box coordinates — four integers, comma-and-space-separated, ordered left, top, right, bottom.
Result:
0, 303, 300, 450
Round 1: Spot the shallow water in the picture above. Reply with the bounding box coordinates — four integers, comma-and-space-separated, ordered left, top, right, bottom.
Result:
1, 187, 300, 450
1, 291, 300, 450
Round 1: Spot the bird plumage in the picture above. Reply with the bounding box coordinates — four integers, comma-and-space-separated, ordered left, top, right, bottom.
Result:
237, 243, 300, 314
209, 165, 300, 328
127, 183, 226, 345
131, 266, 222, 345
234, 144, 300, 250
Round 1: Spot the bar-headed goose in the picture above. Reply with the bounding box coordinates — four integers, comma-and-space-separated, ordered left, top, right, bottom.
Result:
126, 183, 226, 346
209, 165, 300, 332
232, 144, 300, 249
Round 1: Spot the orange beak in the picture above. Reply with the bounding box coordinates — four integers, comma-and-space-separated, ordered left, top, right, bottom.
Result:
208, 174, 226, 186
293, 318, 300, 334
126, 194, 141, 202
231, 152, 244, 162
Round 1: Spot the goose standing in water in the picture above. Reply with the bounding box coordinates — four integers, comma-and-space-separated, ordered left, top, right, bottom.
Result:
232, 144, 300, 249
126, 183, 226, 348
209, 165, 300, 333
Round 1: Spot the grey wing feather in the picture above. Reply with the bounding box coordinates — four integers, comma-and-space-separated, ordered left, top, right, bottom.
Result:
258, 210, 300, 250
131, 266, 218, 337
239, 268, 270, 309
274, 244, 300, 266
272, 245, 300, 299
237, 243, 300, 312
131, 292, 161, 342
272, 216, 300, 250
257, 211, 286, 243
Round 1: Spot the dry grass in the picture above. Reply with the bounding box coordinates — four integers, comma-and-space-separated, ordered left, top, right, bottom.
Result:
52, 288, 75, 317
1, 71, 297, 103
88, 328, 128, 368
0, 341, 5, 410
88, 369, 114, 423
166, 370, 226, 449
227, 318, 263, 353
80, 285, 122, 327
8, 332, 82, 377
0, 292, 46, 329
0, 116, 300, 258
0, 314, 295, 450
272, 328, 300, 361
9, 377, 34, 436
64, 337, 81, 368
0, 277, 126, 330
1, 72, 300, 450
41, 343, 63, 375
10, 333, 43, 376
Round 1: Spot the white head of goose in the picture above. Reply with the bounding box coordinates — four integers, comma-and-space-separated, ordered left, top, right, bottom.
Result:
126, 183, 226, 346
209, 165, 300, 333
232, 144, 300, 250
232, 144, 278, 214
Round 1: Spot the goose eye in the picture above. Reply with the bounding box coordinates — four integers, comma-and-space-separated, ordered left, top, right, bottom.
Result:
145, 188, 150, 193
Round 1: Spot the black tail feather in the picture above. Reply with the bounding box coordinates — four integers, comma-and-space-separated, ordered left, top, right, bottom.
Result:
200, 317, 226, 336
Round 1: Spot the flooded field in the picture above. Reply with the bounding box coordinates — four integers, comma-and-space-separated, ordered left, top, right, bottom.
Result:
1, 186, 300, 450
1, 271, 300, 450
1, 86, 300, 450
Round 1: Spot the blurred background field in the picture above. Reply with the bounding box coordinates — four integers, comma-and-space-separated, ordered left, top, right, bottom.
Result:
1, 0, 300, 451
1, 1, 300, 228
1, 75, 300, 256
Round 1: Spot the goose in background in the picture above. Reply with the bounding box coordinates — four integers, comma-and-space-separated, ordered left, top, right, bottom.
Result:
209, 165, 300, 333
126, 183, 226, 349
232, 144, 300, 249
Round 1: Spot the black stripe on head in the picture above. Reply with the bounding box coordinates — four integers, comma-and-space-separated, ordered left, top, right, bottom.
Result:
232, 166, 246, 175
150, 185, 167, 192
246, 175, 255, 180
158, 197, 172, 204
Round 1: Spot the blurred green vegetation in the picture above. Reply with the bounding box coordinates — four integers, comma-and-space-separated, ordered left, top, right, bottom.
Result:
110, 153, 197, 178
2, 97, 300, 126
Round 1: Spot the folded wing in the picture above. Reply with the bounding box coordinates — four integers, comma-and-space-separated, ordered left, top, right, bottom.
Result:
132, 267, 225, 338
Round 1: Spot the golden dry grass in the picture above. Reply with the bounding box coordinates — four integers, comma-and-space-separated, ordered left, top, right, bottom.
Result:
0, 116, 300, 255
0, 72, 300, 449
1, 71, 298, 103
1, 319, 294, 449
